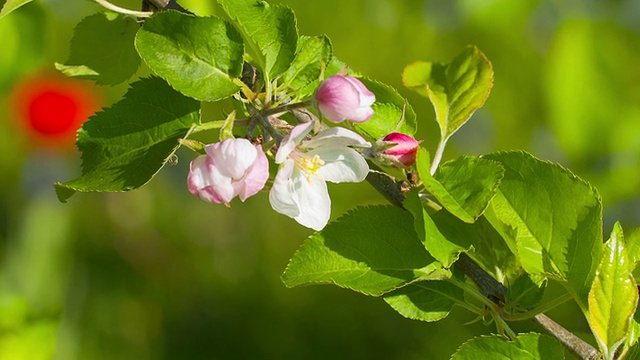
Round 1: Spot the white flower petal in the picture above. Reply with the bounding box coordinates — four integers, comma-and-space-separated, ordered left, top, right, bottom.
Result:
312, 147, 370, 183
275, 122, 314, 164
269, 160, 300, 218
292, 174, 331, 231
302, 126, 370, 149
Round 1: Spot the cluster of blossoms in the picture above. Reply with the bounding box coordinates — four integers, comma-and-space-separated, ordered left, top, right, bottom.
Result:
187, 75, 419, 231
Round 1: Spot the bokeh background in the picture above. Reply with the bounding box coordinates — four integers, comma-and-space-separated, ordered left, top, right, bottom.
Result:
1, 0, 639, 359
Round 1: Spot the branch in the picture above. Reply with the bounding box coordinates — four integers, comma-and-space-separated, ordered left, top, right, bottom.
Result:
457, 253, 599, 360
534, 313, 600, 360
364, 182, 600, 359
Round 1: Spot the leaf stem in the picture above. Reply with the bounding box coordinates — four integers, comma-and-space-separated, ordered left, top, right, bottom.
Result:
191, 120, 228, 134
504, 292, 573, 321
430, 137, 448, 175
94, 0, 154, 17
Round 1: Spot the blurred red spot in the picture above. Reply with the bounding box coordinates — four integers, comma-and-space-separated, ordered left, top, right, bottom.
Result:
28, 89, 79, 136
11, 72, 101, 148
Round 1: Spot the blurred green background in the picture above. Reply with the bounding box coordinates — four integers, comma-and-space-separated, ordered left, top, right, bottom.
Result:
1, 0, 639, 359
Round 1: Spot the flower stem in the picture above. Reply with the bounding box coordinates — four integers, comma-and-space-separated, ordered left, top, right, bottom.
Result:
94, 0, 154, 17
262, 100, 313, 116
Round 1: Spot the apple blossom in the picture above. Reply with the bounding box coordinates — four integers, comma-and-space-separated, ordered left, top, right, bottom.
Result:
269, 122, 370, 230
188, 138, 268, 204
314, 75, 375, 123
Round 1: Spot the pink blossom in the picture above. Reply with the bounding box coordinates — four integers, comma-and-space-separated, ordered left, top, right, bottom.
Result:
314, 75, 375, 123
187, 138, 268, 204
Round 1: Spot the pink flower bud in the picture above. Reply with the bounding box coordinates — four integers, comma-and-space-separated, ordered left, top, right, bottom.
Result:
314, 75, 375, 123
376, 132, 420, 167
187, 138, 268, 204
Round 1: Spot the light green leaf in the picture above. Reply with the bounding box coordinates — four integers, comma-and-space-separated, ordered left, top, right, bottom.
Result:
281, 206, 449, 296
484, 151, 603, 308
136, 11, 244, 101
354, 78, 417, 140
54, 77, 201, 202
282, 35, 332, 94
58, 12, 140, 85
402, 46, 493, 141
0, 0, 33, 20
405, 187, 509, 271
415, 148, 504, 223
588, 222, 638, 360
54, 63, 99, 78
217, 0, 297, 81
625, 228, 640, 270
451, 333, 565, 360
383, 280, 463, 322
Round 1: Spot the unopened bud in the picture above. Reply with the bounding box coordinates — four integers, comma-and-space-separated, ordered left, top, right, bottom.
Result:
314, 75, 375, 123
374, 132, 420, 168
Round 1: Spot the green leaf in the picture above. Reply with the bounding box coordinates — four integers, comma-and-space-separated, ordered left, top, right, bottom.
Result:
281, 205, 449, 296
54, 76, 201, 202
383, 280, 463, 322
136, 11, 244, 102
354, 78, 417, 140
282, 35, 331, 95
217, 0, 297, 81
0, 0, 33, 20
415, 148, 504, 223
483, 151, 603, 307
451, 333, 565, 360
57, 12, 140, 85
507, 274, 547, 311
402, 46, 493, 141
588, 222, 639, 360
297, 55, 347, 99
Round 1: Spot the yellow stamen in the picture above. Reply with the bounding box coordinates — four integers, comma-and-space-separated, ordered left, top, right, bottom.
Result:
293, 153, 325, 184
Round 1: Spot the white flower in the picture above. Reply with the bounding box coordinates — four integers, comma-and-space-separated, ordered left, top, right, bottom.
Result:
269, 122, 370, 230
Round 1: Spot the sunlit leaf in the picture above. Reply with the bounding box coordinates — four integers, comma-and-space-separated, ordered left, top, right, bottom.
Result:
588, 222, 638, 360
218, 0, 297, 81
54, 76, 200, 202
281, 206, 449, 296
136, 10, 244, 101
484, 151, 603, 308
405, 187, 509, 272
58, 12, 140, 85
297, 55, 347, 99
383, 280, 463, 322
402, 46, 493, 141
451, 333, 565, 360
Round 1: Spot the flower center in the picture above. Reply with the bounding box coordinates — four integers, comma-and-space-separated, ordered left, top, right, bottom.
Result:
292, 151, 325, 183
